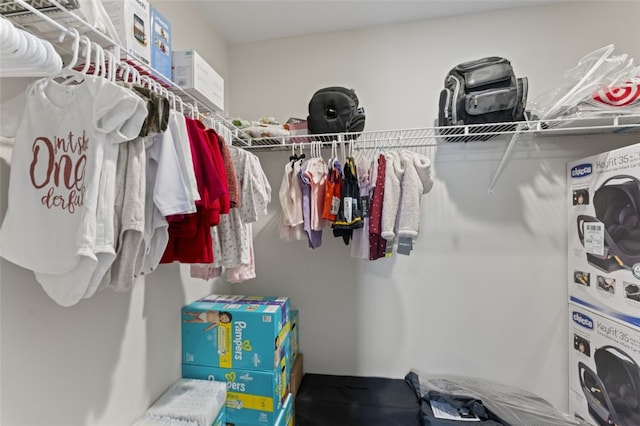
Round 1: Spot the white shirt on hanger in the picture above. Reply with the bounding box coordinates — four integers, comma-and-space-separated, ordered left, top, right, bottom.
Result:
0, 76, 146, 306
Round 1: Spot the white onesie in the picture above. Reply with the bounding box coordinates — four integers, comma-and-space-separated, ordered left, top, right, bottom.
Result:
0, 76, 146, 306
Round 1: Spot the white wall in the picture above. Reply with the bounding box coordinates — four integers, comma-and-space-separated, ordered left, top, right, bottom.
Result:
228, 1, 640, 413
0, 2, 230, 425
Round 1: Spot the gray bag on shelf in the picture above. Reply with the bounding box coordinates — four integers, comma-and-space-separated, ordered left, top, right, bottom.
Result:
438, 56, 528, 127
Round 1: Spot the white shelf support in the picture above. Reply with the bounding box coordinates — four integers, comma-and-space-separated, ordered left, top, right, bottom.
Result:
487, 123, 526, 195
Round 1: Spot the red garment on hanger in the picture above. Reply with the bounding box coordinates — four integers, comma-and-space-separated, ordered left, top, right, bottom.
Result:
205, 127, 230, 214
161, 117, 227, 264
369, 154, 387, 260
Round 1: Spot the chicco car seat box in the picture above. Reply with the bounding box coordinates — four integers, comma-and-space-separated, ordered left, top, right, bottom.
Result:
182, 300, 290, 371
568, 142, 640, 329
569, 303, 640, 426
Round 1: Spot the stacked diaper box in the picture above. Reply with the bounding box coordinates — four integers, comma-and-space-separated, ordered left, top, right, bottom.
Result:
132, 378, 227, 426
567, 143, 640, 426
288, 309, 304, 397
181, 295, 294, 426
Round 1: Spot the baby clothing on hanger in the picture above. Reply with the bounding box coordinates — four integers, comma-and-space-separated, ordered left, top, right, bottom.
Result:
161, 118, 227, 265
332, 157, 363, 245
381, 151, 403, 241
0, 75, 147, 307
396, 150, 433, 241
299, 160, 322, 249
351, 158, 372, 259
304, 157, 329, 232
208, 147, 270, 282
322, 159, 342, 222
88, 84, 166, 297
278, 160, 305, 241
369, 153, 387, 260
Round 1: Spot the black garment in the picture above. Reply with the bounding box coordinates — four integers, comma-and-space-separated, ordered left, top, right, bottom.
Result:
332, 157, 363, 245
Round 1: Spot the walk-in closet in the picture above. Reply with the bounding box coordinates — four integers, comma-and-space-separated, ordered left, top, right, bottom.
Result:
1, 1, 640, 425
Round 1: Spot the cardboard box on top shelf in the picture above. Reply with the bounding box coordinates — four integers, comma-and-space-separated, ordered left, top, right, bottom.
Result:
102, 0, 151, 67
285, 117, 309, 143
172, 50, 224, 112
149, 6, 171, 82
567, 142, 640, 329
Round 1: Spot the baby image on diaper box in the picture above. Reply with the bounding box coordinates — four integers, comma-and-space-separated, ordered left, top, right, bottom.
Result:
182, 300, 289, 371
198, 294, 291, 331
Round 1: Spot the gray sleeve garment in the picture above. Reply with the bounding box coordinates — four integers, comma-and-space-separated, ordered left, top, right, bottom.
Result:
104, 137, 146, 292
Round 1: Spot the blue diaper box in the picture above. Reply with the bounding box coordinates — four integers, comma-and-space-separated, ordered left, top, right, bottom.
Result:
182, 364, 287, 425
275, 392, 293, 426
225, 392, 293, 426
290, 309, 299, 360
199, 295, 290, 331
149, 6, 171, 82
182, 300, 289, 371
213, 406, 225, 426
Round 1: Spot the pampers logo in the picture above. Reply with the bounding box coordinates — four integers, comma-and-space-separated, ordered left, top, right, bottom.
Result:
224, 371, 246, 392
571, 164, 593, 178
573, 312, 594, 329
233, 321, 252, 360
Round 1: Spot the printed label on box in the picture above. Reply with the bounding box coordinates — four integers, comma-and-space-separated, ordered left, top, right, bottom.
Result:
150, 6, 171, 81
568, 143, 640, 328
569, 303, 640, 426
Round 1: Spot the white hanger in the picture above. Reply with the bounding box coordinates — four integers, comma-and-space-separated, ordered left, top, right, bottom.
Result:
46, 28, 88, 85
0, 15, 62, 77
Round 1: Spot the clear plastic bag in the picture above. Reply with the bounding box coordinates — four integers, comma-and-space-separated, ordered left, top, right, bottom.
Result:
406, 369, 589, 426
528, 45, 636, 120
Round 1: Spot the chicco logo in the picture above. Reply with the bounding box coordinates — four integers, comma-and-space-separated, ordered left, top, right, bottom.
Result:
571, 164, 593, 178
573, 312, 594, 329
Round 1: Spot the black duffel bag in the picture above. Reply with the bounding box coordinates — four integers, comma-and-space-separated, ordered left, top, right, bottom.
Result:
307, 86, 366, 136
438, 57, 528, 129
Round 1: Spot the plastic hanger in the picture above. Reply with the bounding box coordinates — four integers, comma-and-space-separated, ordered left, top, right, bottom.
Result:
0, 16, 62, 76
46, 28, 87, 85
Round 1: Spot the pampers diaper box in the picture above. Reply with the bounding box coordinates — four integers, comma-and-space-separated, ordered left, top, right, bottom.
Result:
569, 303, 640, 426
568, 143, 640, 328
182, 364, 288, 425
290, 309, 299, 360
182, 300, 290, 371
199, 294, 290, 332
224, 392, 293, 426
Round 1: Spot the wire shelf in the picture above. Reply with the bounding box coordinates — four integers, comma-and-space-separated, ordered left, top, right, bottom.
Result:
4, 0, 254, 147
235, 114, 640, 152
0, 0, 78, 17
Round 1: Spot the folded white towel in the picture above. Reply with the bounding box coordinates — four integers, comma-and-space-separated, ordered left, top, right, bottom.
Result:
132, 413, 198, 426
144, 379, 226, 426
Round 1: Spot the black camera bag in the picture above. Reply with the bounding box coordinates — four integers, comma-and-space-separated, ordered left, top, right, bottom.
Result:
307, 86, 365, 135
